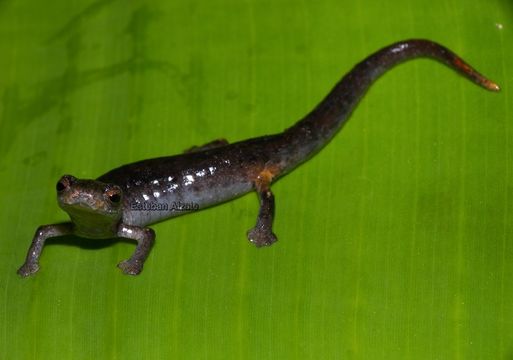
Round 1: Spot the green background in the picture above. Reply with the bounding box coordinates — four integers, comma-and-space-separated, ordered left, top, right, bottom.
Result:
0, 0, 511, 359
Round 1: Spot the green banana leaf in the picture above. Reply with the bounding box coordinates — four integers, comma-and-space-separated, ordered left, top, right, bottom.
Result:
0, 0, 511, 359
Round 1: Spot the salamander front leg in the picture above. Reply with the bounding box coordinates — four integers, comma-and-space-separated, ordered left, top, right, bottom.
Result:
17, 222, 74, 277
117, 225, 155, 275
247, 178, 278, 247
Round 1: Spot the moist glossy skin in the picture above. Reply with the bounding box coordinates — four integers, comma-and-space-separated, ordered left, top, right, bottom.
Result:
17, 39, 500, 277
97, 135, 283, 227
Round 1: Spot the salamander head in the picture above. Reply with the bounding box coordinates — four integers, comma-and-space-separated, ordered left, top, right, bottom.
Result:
56, 175, 123, 238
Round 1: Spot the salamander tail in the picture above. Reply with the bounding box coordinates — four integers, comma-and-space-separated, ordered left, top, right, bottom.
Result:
281, 39, 500, 169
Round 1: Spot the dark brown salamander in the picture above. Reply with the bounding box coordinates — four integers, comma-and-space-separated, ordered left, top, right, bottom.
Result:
18, 39, 500, 277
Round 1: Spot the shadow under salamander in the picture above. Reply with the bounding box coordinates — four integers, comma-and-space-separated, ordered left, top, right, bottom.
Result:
46, 235, 135, 250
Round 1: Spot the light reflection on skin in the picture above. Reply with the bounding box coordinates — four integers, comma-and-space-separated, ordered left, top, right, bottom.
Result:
184, 174, 195, 186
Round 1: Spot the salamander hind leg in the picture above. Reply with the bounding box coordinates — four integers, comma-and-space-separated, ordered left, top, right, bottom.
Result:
247, 169, 278, 247
183, 138, 229, 153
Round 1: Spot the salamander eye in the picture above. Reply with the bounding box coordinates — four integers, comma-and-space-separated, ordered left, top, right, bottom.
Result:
56, 175, 76, 192
56, 181, 66, 192
105, 186, 122, 204
109, 193, 121, 203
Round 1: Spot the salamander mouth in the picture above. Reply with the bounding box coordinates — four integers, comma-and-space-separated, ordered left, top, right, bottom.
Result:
59, 199, 121, 218
62, 202, 99, 213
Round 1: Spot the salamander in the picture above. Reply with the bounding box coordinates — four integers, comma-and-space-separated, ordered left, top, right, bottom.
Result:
17, 39, 500, 277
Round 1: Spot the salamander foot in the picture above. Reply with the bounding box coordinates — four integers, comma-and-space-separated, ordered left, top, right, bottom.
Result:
17, 261, 40, 277
117, 259, 143, 275
247, 226, 277, 247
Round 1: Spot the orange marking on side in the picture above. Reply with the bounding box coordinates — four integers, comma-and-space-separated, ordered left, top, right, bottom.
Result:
255, 167, 280, 190
454, 57, 474, 75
